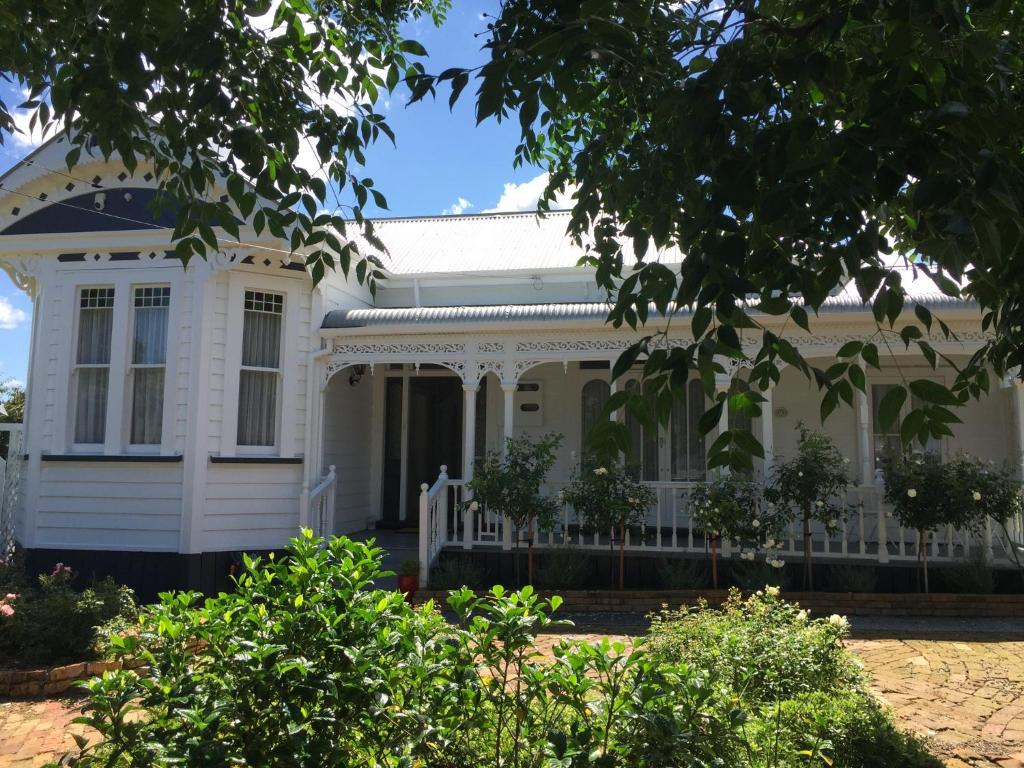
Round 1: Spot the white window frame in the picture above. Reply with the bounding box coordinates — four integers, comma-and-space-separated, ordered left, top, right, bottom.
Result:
619, 371, 708, 482
869, 374, 946, 469
70, 285, 116, 451
125, 284, 171, 452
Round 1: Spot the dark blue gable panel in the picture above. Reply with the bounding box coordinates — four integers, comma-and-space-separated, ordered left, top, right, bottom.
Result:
1, 188, 178, 235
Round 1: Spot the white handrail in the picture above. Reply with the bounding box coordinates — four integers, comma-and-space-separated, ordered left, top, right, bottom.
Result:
307, 465, 337, 539
418, 464, 449, 583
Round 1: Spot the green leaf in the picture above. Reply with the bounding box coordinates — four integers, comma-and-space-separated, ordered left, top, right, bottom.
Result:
877, 386, 907, 431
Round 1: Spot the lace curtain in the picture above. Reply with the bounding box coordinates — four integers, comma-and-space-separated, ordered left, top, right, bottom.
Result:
74, 291, 114, 444
130, 289, 170, 445
237, 292, 282, 447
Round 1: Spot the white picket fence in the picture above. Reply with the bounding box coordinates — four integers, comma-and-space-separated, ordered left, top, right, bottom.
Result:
415, 467, 1024, 573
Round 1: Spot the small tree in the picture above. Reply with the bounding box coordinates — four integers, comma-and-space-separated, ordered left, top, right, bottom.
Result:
690, 476, 787, 589
768, 426, 851, 591
960, 458, 1024, 578
467, 434, 562, 585
562, 464, 656, 589
884, 452, 1016, 592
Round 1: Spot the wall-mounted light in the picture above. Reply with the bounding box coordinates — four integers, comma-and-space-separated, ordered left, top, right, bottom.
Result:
349, 364, 366, 387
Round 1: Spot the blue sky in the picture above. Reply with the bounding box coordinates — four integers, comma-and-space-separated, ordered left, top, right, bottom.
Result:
0, 2, 549, 387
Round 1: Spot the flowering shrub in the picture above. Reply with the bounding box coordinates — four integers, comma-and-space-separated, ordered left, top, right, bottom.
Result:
68, 532, 743, 768
882, 452, 1021, 590
65, 534, 936, 768
768, 425, 851, 590
689, 475, 788, 586
562, 463, 657, 587
0, 562, 136, 666
467, 433, 562, 584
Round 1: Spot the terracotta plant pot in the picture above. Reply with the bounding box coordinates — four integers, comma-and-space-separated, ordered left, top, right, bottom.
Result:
397, 574, 419, 601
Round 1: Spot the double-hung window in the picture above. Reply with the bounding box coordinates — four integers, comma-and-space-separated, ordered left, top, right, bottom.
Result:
237, 290, 283, 448
74, 287, 115, 445
130, 286, 170, 445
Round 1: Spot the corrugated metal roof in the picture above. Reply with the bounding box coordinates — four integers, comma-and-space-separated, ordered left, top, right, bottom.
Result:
341, 210, 682, 275
323, 290, 972, 329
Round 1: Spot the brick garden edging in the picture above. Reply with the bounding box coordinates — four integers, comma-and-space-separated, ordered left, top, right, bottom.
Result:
0, 658, 145, 699
415, 589, 1024, 617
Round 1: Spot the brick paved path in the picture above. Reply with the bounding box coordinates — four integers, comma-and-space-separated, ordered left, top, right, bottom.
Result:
847, 637, 1024, 768
2, 635, 1023, 767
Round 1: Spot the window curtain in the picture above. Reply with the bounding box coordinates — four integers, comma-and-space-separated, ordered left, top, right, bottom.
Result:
237, 301, 282, 447
671, 379, 707, 481
130, 302, 169, 445
75, 368, 109, 444
238, 371, 278, 446
625, 380, 659, 480
74, 301, 113, 444
580, 379, 610, 461
241, 310, 282, 368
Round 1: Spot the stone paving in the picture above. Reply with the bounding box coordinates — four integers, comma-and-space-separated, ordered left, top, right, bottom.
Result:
2, 633, 1024, 767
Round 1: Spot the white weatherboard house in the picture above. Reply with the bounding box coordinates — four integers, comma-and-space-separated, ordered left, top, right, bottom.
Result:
0, 138, 1022, 592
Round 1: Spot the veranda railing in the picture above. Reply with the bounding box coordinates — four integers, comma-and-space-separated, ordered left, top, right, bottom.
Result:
431, 479, 1023, 569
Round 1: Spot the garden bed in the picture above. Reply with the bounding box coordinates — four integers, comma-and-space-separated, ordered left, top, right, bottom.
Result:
416, 588, 1024, 617
0, 657, 145, 699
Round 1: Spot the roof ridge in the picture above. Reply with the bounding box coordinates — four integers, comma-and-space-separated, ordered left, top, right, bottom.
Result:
363, 209, 573, 224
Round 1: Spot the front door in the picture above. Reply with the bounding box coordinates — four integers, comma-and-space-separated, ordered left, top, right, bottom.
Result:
379, 373, 464, 528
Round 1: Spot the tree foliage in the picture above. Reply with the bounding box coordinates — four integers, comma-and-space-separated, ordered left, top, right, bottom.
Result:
417, 0, 1024, 470
4, 1, 1023, 470
0, 0, 448, 286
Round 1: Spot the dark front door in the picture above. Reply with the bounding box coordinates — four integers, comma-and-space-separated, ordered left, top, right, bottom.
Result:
405, 377, 463, 524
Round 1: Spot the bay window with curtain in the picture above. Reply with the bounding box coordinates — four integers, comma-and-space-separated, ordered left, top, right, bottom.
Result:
73, 287, 115, 445
237, 289, 283, 449
129, 286, 170, 446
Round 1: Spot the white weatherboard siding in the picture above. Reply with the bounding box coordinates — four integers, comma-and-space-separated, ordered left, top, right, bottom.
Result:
202, 465, 302, 551
322, 374, 374, 534
35, 463, 183, 551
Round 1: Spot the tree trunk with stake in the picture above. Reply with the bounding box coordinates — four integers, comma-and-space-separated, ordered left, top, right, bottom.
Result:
527, 517, 534, 585
710, 534, 719, 589
618, 523, 626, 589
803, 504, 814, 591
919, 528, 930, 594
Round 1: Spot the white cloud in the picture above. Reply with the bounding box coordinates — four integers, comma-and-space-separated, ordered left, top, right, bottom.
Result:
0, 297, 27, 330
441, 197, 473, 216
8, 89, 50, 149
483, 172, 576, 213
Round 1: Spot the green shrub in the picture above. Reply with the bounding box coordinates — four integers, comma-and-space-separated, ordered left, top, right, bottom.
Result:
533, 546, 591, 589
647, 588, 860, 703
828, 563, 879, 593
0, 563, 136, 666
759, 690, 942, 768
656, 557, 709, 589
429, 555, 486, 590
68, 533, 743, 767
731, 558, 788, 591
945, 550, 995, 594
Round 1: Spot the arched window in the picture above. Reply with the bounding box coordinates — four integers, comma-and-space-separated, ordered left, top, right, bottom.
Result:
671, 378, 707, 481
580, 379, 610, 459
625, 379, 659, 480
728, 378, 753, 435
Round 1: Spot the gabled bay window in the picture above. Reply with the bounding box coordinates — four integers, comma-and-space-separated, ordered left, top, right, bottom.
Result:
129, 286, 170, 445
73, 287, 115, 445
237, 290, 283, 448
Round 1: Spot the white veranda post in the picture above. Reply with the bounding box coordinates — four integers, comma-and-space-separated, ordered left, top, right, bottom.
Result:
760, 383, 775, 481
462, 383, 478, 550
501, 381, 516, 550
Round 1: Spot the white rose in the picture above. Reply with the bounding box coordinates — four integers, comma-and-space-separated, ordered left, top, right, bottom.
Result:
797, 471, 803, 477
766, 538, 775, 547
828, 614, 850, 630
469, 501, 480, 512
752, 519, 761, 528
843, 458, 851, 464
593, 467, 608, 476
907, 489, 917, 498
815, 500, 824, 508
796, 609, 808, 622
765, 586, 780, 598
770, 559, 785, 568
973, 491, 982, 501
